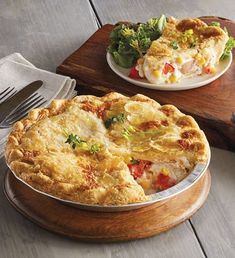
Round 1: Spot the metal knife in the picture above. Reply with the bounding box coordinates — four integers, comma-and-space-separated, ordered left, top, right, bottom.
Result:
0, 80, 43, 124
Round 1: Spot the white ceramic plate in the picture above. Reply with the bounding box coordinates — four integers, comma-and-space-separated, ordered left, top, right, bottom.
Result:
106, 52, 232, 91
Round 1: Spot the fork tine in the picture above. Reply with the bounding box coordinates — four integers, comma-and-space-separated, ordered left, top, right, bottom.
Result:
0, 87, 16, 101
11, 94, 42, 116
7, 100, 47, 125
6, 96, 44, 121
5, 97, 45, 123
0, 86, 11, 96
16, 92, 39, 109
0, 98, 47, 129
32, 100, 47, 110
3, 90, 17, 102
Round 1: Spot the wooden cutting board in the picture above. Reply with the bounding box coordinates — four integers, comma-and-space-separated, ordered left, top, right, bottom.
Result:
4, 170, 210, 242
57, 16, 235, 152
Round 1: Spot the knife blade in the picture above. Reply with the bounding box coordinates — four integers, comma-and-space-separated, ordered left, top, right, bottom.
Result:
0, 80, 43, 124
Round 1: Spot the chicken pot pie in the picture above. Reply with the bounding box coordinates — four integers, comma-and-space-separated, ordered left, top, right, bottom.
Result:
136, 17, 229, 83
5, 92, 209, 205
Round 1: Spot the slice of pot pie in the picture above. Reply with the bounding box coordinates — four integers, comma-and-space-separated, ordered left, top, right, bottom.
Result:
5, 92, 209, 205
136, 17, 229, 83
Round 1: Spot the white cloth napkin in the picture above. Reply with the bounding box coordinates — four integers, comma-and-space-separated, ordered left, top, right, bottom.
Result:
0, 53, 77, 157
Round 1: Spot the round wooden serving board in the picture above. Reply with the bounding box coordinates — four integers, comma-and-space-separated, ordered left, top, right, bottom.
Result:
4, 169, 211, 242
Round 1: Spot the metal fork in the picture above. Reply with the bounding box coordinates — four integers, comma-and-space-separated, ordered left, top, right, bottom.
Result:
0, 93, 47, 128
0, 87, 17, 104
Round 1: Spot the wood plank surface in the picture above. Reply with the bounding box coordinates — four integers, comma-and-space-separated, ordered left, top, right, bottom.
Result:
191, 148, 235, 257
0, 0, 98, 72
92, 0, 235, 24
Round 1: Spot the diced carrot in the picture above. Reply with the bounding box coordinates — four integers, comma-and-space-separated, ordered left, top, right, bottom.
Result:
163, 63, 175, 74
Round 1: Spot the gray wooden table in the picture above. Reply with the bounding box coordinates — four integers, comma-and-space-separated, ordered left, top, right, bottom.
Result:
0, 1, 235, 257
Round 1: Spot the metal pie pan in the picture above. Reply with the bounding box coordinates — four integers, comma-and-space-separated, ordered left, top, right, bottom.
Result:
6, 148, 210, 212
